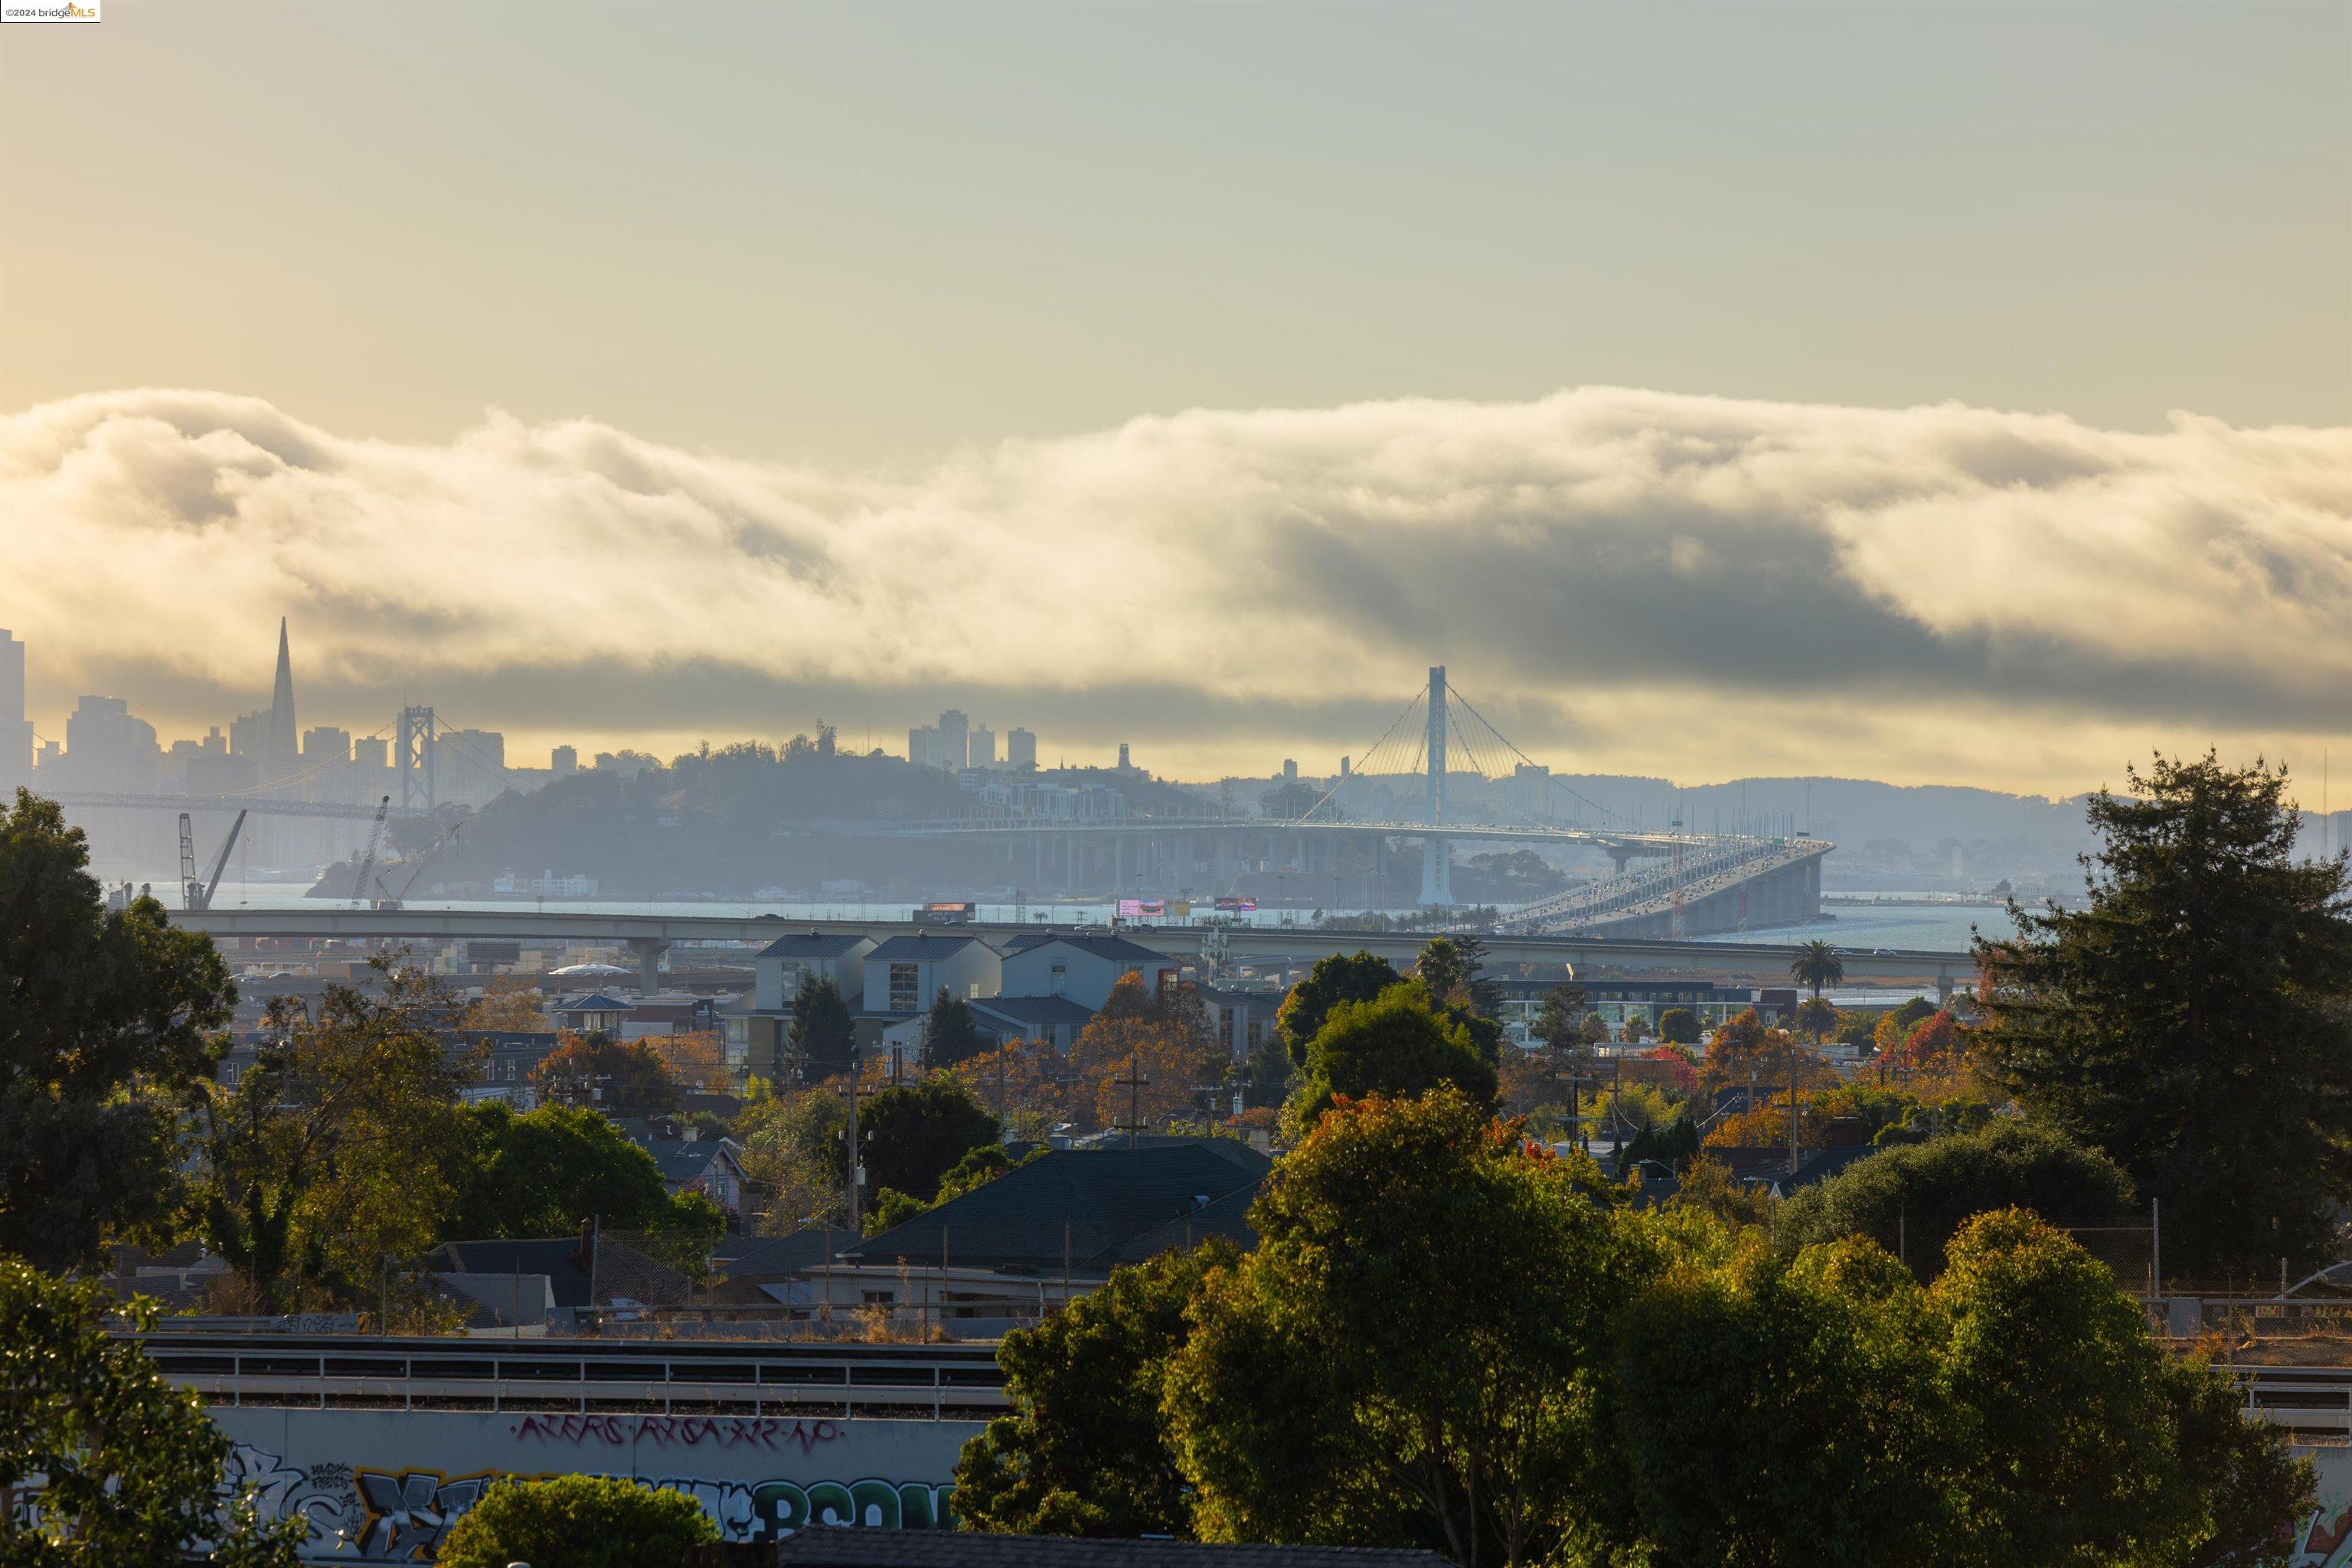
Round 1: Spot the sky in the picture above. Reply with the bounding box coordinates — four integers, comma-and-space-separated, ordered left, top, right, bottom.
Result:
3, 2, 2348, 796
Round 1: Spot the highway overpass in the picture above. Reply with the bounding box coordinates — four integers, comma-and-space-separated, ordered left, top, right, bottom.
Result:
178, 905, 1977, 996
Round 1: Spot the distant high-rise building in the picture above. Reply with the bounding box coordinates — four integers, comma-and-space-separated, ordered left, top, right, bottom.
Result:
302, 727, 352, 766
969, 727, 996, 767
265, 619, 299, 780
908, 725, 938, 768
1282, 759, 1298, 782
64, 696, 158, 793
1006, 727, 1037, 770
551, 745, 578, 776
0, 629, 28, 792
1118, 743, 1132, 772
229, 710, 267, 760
353, 735, 389, 771
437, 728, 508, 805
935, 710, 970, 772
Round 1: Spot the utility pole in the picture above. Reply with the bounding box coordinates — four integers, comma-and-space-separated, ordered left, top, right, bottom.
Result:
1787, 1043, 1801, 1175
1115, 1056, 1152, 1148
845, 1046, 861, 1228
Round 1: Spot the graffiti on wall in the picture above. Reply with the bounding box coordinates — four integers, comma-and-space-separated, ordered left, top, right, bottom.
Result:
223, 1443, 955, 1562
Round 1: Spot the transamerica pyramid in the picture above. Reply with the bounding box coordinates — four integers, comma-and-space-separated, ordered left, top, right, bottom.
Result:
267, 617, 299, 779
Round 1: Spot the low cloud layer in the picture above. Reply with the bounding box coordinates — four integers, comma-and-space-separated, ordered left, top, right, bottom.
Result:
5, 387, 2347, 791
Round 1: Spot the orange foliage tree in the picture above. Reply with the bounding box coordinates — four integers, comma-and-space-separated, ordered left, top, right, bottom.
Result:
650, 1029, 730, 1095
1069, 973, 1227, 1135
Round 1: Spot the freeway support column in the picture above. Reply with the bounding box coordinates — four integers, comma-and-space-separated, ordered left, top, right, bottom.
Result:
1420, 665, 1453, 906
627, 938, 668, 997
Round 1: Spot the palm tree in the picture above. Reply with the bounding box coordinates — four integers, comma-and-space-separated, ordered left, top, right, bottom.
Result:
1789, 939, 1844, 1001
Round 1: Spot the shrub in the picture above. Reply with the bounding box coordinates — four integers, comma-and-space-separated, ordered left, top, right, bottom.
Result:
436, 1473, 718, 1568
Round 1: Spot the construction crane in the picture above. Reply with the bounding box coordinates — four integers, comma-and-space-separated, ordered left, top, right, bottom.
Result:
373, 818, 463, 910
349, 795, 390, 909
178, 809, 248, 912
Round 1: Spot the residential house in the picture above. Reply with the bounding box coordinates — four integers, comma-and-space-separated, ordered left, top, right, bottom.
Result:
740, 933, 877, 1083
1196, 984, 1283, 1063
820, 1141, 1269, 1331
551, 992, 632, 1036
860, 933, 1002, 1033
969, 995, 1097, 1053
998, 933, 1178, 1009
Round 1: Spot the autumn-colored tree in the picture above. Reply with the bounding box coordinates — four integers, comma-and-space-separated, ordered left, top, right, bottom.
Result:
648, 1028, 730, 1094
530, 1031, 681, 1115
1873, 998, 1937, 1057
1703, 1094, 1838, 1153
1698, 1008, 1835, 1095
960, 1036, 1076, 1141
458, 975, 548, 1032
1070, 974, 1226, 1135
1888, 1010, 1968, 1072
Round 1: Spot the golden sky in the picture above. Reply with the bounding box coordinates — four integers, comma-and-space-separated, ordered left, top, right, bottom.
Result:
3, 3, 2347, 795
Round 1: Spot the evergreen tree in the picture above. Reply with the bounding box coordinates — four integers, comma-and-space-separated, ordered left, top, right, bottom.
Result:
924, 985, 985, 1068
0, 791, 236, 1272
787, 971, 857, 1082
1975, 754, 2352, 1276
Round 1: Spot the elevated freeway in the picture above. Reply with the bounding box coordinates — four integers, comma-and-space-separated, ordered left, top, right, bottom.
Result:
177, 905, 1976, 996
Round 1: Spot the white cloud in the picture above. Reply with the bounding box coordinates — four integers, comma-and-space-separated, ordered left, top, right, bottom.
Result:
3, 386, 2347, 789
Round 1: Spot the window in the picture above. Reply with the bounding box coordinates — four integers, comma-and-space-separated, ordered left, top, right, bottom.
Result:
888, 963, 919, 1011
1048, 962, 1067, 995
1246, 1016, 1266, 1049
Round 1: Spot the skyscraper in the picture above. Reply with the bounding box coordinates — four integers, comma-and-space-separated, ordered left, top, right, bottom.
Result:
0, 630, 28, 792
1006, 727, 1037, 770
266, 618, 299, 780
935, 710, 970, 772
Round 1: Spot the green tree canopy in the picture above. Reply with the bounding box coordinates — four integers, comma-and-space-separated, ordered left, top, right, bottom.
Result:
956, 1240, 1236, 1538
1294, 982, 1498, 1125
1974, 753, 2352, 1276
1614, 1234, 1955, 1563
1776, 1122, 2135, 1276
1655, 1006, 1702, 1046
788, 972, 857, 1082
859, 1074, 999, 1202
924, 986, 985, 1069
1166, 1089, 1634, 1566
0, 791, 235, 1271
1413, 936, 1504, 1062
435, 1474, 717, 1568
0, 1257, 303, 1565
1927, 1209, 2308, 1565
1873, 997, 1937, 1056
194, 964, 476, 1312
1274, 950, 1399, 1067
449, 1102, 721, 1245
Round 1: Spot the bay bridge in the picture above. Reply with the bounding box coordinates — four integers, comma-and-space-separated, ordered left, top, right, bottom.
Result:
45, 668, 1829, 938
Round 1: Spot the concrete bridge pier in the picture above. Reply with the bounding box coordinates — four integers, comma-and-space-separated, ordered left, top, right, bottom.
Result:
626, 938, 668, 996
1419, 836, 1453, 907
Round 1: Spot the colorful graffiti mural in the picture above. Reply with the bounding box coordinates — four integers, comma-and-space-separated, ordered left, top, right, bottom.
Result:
207, 1407, 975, 1563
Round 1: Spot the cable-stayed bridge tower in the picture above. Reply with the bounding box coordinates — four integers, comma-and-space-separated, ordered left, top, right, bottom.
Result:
1419, 665, 1452, 906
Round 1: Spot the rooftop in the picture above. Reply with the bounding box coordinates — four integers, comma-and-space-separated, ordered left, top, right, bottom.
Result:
757, 932, 873, 959
998, 931, 1171, 962
847, 1143, 1263, 1271
867, 933, 997, 962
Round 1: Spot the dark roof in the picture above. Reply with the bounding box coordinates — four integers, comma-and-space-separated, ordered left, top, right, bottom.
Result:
867, 933, 995, 962
555, 992, 633, 1012
1705, 1144, 1878, 1191
433, 1238, 593, 1307
716, 1225, 858, 1278
1109, 1180, 1260, 1262
766, 1527, 1448, 1566
758, 932, 871, 959
846, 1144, 1263, 1270
646, 1138, 735, 1184
1000, 932, 1169, 962
971, 995, 1098, 1029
